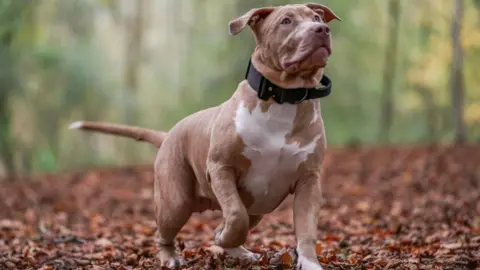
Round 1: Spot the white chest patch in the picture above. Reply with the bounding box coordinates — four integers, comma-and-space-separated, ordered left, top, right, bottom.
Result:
234, 101, 321, 214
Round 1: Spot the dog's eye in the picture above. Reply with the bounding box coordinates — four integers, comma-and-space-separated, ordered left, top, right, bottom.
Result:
313, 15, 322, 22
281, 18, 292, 25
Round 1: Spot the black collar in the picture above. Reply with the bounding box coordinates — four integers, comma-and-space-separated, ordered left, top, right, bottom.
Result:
245, 59, 332, 104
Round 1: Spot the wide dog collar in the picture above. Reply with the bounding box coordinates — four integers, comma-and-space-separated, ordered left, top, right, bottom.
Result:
245, 59, 332, 104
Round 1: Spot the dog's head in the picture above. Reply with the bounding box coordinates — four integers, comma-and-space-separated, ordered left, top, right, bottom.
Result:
229, 3, 340, 77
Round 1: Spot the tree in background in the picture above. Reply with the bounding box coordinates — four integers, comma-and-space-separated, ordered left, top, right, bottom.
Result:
0, 23, 15, 175
0, 0, 35, 175
123, 0, 146, 160
378, 0, 402, 142
450, 0, 466, 143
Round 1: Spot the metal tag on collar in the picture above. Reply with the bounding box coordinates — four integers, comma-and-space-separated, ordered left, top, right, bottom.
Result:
293, 89, 309, 104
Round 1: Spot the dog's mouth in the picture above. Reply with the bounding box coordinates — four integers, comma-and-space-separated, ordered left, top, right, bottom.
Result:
282, 45, 331, 73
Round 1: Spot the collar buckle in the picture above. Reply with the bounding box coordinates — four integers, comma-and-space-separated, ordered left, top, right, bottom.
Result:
257, 77, 272, 101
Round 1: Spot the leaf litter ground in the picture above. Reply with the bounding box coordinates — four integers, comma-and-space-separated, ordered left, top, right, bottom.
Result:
1, 145, 479, 269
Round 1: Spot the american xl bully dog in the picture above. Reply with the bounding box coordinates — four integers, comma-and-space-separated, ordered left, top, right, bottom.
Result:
70, 3, 340, 269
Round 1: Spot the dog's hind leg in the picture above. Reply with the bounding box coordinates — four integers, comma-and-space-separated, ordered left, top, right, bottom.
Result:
154, 162, 194, 269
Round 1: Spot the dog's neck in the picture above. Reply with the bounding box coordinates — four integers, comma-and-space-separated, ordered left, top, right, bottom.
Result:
241, 57, 323, 131
251, 50, 324, 89
241, 80, 321, 136
240, 51, 324, 129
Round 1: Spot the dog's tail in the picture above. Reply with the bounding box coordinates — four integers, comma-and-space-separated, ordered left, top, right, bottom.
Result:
68, 121, 166, 148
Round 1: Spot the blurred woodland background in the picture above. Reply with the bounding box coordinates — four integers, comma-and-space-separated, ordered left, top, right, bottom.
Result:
0, 0, 479, 177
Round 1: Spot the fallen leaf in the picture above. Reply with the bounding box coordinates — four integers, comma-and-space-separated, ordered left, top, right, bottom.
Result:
355, 201, 370, 211
319, 256, 329, 263
261, 253, 268, 266
280, 252, 292, 265
441, 242, 463, 250
347, 254, 358, 265
95, 238, 113, 248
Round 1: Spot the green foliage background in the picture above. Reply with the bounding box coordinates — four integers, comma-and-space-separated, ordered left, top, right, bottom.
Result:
0, 0, 479, 175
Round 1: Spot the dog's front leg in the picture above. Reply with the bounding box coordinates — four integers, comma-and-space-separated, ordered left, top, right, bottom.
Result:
294, 172, 323, 270
213, 215, 262, 260
209, 165, 249, 248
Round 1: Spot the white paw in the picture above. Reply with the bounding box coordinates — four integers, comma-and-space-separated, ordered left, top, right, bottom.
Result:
297, 255, 323, 270
225, 246, 261, 261
163, 258, 186, 269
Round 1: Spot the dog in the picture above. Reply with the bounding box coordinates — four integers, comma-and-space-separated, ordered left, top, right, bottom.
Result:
69, 3, 340, 269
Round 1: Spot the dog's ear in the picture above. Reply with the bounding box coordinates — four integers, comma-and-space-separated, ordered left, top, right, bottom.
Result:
229, 7, 276, 35
305, 3, 341, 23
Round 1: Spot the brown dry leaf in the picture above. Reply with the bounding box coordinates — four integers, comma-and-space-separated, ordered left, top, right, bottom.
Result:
325, 234, 341, 241
95, 238, 113, 249
74, 258, 90, 266
355, 201, 370, 211
126, 253, 138, 265
0, 219, 22, 229
260, 252, 269, 266
268, 240, 285, 249
24, 208, 36, 223
280, 252, 293, 265
387, 244, 401, 252
441, 242, 463, 250
183, 249, 198, 258
403, 168, 413, 184
315, 243, 322, 255
135, 224, 155, 236
347, 254, 358, 265
319, 256, 329, 264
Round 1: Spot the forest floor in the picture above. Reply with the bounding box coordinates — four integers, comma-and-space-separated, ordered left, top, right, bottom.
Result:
1, 145, 479, 270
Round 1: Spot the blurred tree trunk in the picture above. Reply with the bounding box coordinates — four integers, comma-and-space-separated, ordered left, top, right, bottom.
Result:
0, 0, 36, 176
378, 0, 401, 142
0, 30, 15, 175
474, 0, 480, 9
125, 0, 145, 117
417, 86, 437, 142
123, 0, 145, 160
415, 20, 437, 143
450, 0, 466, 144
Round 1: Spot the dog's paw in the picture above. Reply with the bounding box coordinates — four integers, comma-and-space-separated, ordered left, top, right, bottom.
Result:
297, 255, 323, 270
214, 213, 249, 248
157, 247, 186, 269
160, 257, 186, 269
214, 224, 248, 248
225, 246, 261, 261
214, 229, 223, 245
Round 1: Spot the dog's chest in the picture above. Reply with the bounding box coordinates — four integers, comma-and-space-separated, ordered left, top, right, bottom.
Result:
234, 101, 320, 214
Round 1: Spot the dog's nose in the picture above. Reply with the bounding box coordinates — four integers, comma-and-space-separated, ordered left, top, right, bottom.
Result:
314, 24, 330, 35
